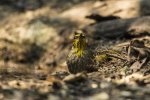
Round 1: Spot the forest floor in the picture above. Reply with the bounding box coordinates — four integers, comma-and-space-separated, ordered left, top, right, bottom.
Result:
0, 0, 149, 100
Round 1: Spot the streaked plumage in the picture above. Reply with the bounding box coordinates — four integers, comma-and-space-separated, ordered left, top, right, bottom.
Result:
67, 30, 98, 74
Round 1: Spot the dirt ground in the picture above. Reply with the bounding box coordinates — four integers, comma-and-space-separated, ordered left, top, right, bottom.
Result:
0, 0, 149, 100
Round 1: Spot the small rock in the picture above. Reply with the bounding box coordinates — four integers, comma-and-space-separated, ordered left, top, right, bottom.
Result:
93, 92, 109, 100
0, 94, 4, 100
120, 91, 132, 97
48, 95, 60, 100
91, 83, 98, 89
100, 82, 110, 89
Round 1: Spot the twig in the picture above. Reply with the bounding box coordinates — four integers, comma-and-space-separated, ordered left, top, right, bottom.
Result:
106, 53, 128, 61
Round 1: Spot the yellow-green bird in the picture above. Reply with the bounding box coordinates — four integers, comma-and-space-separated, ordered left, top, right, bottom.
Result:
67, 30, 98, 74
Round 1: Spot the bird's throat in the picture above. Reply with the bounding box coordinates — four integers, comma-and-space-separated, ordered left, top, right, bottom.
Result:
73, 39, 86, 57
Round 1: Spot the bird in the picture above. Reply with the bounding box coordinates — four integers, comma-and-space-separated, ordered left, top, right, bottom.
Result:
66, 30, 98, 74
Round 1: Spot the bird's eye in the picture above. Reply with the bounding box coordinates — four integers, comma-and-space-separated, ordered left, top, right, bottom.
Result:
74, 36, 78, 39
81, 34, 85, 38
81, 35, 85, 38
